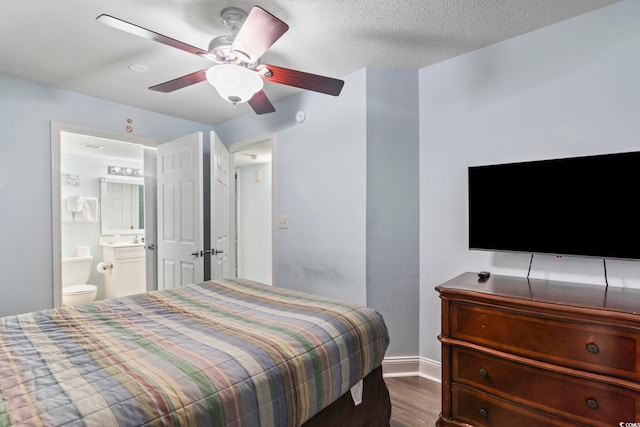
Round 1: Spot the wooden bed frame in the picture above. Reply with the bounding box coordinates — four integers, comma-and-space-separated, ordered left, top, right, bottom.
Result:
303, 366, 391, 427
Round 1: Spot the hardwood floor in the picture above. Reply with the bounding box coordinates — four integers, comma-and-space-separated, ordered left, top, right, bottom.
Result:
386, 376, 441, 426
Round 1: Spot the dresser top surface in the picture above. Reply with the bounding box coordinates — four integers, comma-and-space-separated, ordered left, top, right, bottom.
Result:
436, 272, 640, 316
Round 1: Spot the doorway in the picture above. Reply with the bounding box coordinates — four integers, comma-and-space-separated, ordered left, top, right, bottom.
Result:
230, 136, 274, 285
51, 121, 158, 307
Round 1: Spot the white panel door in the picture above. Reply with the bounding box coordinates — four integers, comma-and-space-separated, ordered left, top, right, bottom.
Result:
210, 132, 231, 280
157, 132, 204, 289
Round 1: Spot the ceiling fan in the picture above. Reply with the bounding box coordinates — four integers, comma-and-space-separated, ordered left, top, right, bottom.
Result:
96, 6, 345, 115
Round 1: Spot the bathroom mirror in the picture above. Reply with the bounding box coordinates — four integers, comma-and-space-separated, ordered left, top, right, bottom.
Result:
100, 176, 145, 235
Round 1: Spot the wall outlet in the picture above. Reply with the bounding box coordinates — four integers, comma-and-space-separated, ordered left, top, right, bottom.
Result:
279, 215, 289, 229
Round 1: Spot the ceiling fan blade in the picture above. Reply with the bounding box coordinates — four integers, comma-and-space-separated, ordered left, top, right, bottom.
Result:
231, 7, 289, 63
262, 65, 344, 96
149, 70, 207, 92
96, 14, 209, 57
248, 90, 276, 115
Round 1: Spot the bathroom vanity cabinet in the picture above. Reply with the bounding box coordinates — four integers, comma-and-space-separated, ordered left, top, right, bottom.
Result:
101, 243, 146, 299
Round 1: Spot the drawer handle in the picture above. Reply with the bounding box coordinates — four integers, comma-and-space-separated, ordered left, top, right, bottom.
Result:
479, 408, 488, 418
586, 398, 599, 410
479, 368, 488, 378
586, 343, 600, 354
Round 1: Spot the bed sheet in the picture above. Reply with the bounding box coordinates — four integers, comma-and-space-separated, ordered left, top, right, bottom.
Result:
0, 278, 389, 426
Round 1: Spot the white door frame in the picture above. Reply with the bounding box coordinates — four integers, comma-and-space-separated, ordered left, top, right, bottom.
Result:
50, 121, 158, 307
143, 147, 158, 291
228, 133, 276, 285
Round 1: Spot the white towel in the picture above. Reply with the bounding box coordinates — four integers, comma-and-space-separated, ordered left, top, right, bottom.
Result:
74, 197, 98, 222
66, 193, 83, 212
61, 196, 74, 222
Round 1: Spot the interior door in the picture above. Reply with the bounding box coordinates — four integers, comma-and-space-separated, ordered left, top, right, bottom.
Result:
143, 147, 158, 291
157, 132, 204, 289
210, 132, 232, 280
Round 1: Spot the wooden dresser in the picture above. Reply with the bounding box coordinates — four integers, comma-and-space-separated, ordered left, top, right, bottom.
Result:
436, 272, 640, 426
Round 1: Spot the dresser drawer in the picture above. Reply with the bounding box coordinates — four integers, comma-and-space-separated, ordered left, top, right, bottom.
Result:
451, 302, 640, 380
452, 347, 639, 426
452, 384, 581, 426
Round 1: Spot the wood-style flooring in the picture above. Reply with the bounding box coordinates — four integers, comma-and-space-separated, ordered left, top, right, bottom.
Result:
386, 376, 441, 427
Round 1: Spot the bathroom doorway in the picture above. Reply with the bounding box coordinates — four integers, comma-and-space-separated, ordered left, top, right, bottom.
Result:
230, 135, 275, 285
52, 121, 158, 307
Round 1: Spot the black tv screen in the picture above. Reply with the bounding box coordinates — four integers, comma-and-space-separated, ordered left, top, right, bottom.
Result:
468, 151, 640, 260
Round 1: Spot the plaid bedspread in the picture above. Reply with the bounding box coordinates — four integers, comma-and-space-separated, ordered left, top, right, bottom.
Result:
0, 279, 389, 426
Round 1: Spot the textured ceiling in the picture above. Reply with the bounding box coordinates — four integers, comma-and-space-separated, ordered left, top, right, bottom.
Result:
0, 0, 620, 126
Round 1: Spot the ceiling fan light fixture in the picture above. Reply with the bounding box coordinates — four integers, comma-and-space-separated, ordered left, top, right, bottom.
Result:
98, 6, 344, 115
206, 64, 263, 104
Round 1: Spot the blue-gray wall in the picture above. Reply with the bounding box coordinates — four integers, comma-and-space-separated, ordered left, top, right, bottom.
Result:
0, 75, 216, 316
216, 68, 421, 357
419, 0, 640, 361
365, 69, 420, 358
217, 69, 368, 306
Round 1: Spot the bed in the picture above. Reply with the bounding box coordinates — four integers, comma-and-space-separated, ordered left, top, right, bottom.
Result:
0, 278, 391, 426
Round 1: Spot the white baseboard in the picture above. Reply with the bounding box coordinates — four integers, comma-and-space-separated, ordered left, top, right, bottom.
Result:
382, 356, 441, 383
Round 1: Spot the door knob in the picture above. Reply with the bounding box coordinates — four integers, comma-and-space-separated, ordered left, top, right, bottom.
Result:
212, 249, 224, 255
190, 251, 200, 257
146, 244, 156, 250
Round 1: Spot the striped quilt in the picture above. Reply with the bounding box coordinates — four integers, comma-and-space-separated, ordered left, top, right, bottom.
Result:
0, 279, 389, 427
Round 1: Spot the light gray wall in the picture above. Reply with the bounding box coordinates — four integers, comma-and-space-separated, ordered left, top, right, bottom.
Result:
217, 68, 421, 357
0, 75, 216, 316
419, 0, 640, 361
217, 69, 368, 306
366, 69, 420, 357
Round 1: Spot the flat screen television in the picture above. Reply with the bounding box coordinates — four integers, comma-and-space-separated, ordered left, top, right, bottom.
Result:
468, 151, 640, 260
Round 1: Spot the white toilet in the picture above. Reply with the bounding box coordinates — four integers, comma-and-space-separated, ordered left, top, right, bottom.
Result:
62, 256, 98, 306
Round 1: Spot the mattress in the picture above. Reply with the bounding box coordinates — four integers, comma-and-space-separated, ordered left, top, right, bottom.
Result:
0, 278, 389, 426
